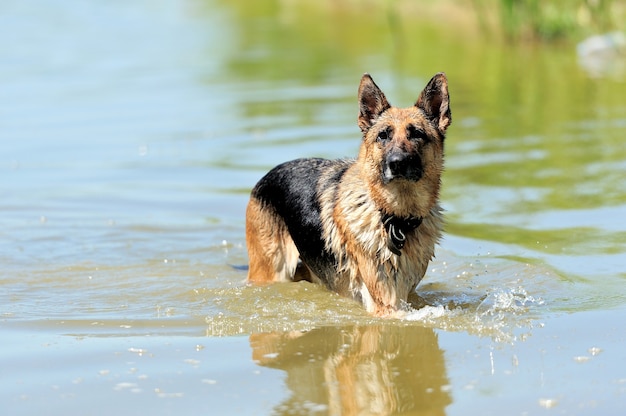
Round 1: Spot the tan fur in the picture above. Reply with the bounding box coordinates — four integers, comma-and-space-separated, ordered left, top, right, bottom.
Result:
319, 163, 443, 315
246, 197, 300, 284
246, 73, 451, 317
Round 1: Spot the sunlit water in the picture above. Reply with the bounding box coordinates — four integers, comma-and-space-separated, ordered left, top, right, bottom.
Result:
2, 0, 626, 414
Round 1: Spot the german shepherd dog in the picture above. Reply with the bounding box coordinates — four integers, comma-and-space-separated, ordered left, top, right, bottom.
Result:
246, 73, 451, 317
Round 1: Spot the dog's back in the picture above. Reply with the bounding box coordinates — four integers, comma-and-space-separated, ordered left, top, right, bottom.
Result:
247, 158, 351, 288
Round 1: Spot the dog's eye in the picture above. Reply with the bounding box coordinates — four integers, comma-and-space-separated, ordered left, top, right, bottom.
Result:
377, 128, 392, 143
408, 126, 427, 143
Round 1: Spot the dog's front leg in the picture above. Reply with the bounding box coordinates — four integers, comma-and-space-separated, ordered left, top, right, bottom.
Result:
354, 253, 400, 317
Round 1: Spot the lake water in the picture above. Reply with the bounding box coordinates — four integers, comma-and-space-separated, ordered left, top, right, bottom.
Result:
2, 0, 625, 414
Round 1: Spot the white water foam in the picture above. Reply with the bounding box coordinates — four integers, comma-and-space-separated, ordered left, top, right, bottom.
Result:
403, 305, 447, 321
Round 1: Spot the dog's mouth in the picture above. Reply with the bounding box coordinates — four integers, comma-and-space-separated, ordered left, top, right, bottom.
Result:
381, 153, 423, 184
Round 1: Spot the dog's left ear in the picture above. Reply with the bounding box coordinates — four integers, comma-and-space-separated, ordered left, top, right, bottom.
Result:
358, 74, 391, 134
415, 72, 451, 134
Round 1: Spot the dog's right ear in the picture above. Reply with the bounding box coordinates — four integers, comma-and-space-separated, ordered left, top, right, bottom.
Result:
358, 74, 391, 134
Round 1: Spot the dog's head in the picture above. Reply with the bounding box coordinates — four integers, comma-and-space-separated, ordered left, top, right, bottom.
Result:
356, 73, 451, 216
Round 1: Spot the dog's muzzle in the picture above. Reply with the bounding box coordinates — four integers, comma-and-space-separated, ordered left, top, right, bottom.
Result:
382, 151, 423, 184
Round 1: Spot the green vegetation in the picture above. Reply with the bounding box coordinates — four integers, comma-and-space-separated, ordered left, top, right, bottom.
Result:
477, 0, 625, 40
217, 0, 625, 42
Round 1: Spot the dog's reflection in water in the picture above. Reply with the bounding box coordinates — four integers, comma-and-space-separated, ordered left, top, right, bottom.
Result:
250, 324, 451, 415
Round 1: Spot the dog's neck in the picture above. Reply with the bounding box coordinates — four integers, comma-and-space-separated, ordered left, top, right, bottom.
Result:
381, 212, 423, 256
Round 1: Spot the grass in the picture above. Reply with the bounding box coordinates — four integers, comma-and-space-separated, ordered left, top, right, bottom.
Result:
474, 0, 625, 41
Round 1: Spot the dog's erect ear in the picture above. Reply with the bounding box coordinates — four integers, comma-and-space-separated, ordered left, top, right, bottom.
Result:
415, 72, 451, 134
358, 74, 391, 134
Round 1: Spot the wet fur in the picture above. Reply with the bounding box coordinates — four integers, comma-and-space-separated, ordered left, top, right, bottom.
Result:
246, 73, 451, 316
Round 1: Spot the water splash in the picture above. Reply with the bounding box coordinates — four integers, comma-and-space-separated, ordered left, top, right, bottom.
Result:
201, 250, 558, 343
476, 286, 545, 316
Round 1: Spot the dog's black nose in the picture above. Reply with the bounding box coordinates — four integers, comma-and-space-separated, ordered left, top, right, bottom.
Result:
383, 151, 422, 183
387, 153, 408, 176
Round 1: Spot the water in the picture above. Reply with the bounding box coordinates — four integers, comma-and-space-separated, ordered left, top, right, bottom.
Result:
2, 0, 626, 414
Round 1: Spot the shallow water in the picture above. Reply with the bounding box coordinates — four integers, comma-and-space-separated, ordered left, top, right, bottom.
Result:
2, 0, 626, 414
